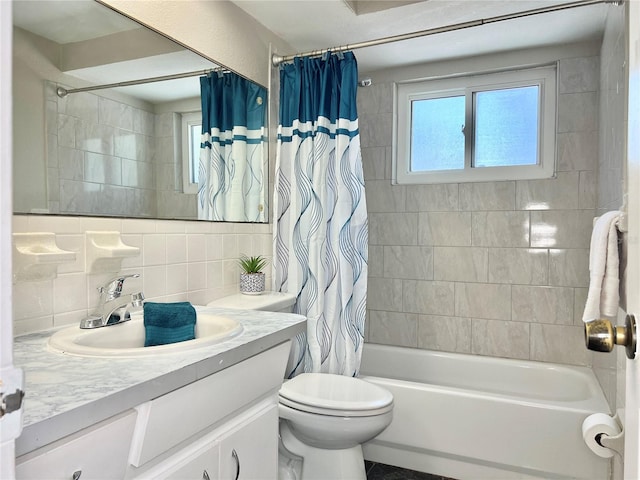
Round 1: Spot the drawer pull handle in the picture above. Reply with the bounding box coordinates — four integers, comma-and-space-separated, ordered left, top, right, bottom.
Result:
202, 470, 210, 480
232, 449, 240, 480
72, 471, 82, 480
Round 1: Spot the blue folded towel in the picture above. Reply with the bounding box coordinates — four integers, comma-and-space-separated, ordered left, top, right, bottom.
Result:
144, 302, 197, 347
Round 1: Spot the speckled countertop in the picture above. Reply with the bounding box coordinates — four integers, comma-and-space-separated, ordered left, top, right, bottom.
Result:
13, 306, 306, 457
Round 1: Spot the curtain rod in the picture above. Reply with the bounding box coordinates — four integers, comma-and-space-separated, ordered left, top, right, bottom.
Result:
55, 67, 227, 98
271, 0, 619, 67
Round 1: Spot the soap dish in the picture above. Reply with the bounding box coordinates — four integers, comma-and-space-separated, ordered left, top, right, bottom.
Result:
13, 232, 76, 282
86, 231, 140, 273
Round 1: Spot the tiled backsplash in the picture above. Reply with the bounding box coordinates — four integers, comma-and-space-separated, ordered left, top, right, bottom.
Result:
12, 215, 272, 335
359, 50, 601, 367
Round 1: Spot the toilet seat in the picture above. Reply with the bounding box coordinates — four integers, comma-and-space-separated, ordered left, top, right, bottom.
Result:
279, 373, 393, 417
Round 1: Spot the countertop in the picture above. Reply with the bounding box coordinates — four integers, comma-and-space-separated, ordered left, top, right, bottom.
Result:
13, 306, 306, 456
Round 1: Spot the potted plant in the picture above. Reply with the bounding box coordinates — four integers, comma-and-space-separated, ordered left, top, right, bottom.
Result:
238, 254, 268, 295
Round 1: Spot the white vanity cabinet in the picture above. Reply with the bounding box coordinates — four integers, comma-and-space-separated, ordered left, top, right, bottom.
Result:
16, 340, 291, 480
15, 410, 138, 480
140, 401, 278, 480
127, 341, 290, 479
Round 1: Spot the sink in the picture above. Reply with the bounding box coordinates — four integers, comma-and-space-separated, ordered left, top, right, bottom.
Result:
48, 312, 243, 357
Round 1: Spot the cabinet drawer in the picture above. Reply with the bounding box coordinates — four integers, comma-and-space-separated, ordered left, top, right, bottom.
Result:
130, 341, 291, 467
16, 410, 137, 480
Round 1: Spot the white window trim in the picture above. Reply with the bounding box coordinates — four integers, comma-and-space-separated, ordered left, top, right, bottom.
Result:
181, 112, 201, 194
393, 64, 557, 184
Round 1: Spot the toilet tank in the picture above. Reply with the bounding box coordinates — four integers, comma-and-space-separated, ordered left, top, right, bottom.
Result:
206, 292, 296, 313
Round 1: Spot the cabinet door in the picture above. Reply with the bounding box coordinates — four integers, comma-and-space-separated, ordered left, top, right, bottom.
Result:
132, 430, 220, 480
160, 441, 220, 480
219, 404, 278, 480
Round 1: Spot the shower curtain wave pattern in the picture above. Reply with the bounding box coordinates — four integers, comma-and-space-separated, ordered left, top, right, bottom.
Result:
199, 72, 267, 222
274, 52, 368, 377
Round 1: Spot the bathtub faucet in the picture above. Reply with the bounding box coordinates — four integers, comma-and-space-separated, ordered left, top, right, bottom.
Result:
79, 274, 145, 329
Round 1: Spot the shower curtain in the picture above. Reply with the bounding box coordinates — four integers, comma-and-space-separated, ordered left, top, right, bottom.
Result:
274, 52, 368, 377
199, 71, 267, 222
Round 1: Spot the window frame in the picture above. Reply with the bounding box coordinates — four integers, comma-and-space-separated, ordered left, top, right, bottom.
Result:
393, 64, 557, 184
181, 112, 202, 195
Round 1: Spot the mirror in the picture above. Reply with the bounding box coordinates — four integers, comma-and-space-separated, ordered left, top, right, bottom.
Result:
12, 0, 268, 222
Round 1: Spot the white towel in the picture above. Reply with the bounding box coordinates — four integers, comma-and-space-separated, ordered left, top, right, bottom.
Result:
582, 211, 622, 322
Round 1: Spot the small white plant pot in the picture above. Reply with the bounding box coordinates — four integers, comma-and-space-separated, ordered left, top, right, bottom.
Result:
240, 272, 265, 295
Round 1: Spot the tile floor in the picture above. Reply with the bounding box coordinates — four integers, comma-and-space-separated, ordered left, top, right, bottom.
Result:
365, 461, 456, 480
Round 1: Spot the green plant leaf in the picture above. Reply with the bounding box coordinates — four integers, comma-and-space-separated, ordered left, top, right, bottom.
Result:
238, 254, 268, 274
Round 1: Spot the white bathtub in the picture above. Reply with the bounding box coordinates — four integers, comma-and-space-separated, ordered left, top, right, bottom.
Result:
359, 344, 611, 480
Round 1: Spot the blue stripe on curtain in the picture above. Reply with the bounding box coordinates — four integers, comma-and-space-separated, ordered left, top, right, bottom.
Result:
278, 126, 359, 142
199, 72, 267, 222
274, 51, 367, 378
203, 137, 264, 146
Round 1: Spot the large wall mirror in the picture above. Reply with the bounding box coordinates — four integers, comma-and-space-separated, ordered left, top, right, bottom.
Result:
12, 0, 268, 223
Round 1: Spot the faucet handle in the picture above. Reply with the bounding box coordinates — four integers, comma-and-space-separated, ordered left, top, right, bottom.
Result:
99, 273, 140, 299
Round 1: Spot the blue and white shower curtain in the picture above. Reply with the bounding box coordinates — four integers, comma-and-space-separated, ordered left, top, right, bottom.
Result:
274, 52, 368, 377
199, 72, 267, 222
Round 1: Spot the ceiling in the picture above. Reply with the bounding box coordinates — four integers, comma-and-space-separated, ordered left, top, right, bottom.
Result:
12, 0, 136, 43
12, 0, 218, 103
231, 0, 609, 73
12, 0, 610, 102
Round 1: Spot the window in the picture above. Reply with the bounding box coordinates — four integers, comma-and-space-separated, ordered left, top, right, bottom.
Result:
181, 112, 202, 194
394, 65, 556, 184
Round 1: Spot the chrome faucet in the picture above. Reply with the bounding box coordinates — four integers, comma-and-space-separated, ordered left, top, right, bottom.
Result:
80, 274, 145, 329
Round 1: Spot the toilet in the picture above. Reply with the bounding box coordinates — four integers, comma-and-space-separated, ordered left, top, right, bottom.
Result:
278, 372, 393, 480
207, 292, 394, 480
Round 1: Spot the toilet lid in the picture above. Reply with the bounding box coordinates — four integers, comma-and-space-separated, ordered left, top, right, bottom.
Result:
279, 373, 393, 414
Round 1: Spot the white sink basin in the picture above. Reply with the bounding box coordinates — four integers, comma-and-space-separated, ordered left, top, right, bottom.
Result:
48, 313, 243, 357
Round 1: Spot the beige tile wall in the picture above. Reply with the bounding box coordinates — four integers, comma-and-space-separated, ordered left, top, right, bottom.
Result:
12, 215, 272, 335
359, 53, 600, 366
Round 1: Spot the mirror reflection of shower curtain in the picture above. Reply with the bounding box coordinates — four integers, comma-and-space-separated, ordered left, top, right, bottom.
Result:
274, 52, 368, 377
199, 71, 267, 222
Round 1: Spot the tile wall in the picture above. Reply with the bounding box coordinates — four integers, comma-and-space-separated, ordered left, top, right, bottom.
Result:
359, 52, 600, 366
12, 215, 272, 336
46, 84, 196, 219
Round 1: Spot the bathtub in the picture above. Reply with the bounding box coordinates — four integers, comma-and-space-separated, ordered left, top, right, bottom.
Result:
359, 344, 611, 480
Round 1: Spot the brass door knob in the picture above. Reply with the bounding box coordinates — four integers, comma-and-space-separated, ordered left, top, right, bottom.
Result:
584, 314, 637, 359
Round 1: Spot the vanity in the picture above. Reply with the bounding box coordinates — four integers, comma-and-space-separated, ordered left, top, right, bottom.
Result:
13, 306, 306, 479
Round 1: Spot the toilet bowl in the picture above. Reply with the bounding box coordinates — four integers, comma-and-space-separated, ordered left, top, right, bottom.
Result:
207, 292, 394, 480
278, 372, 393, 480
